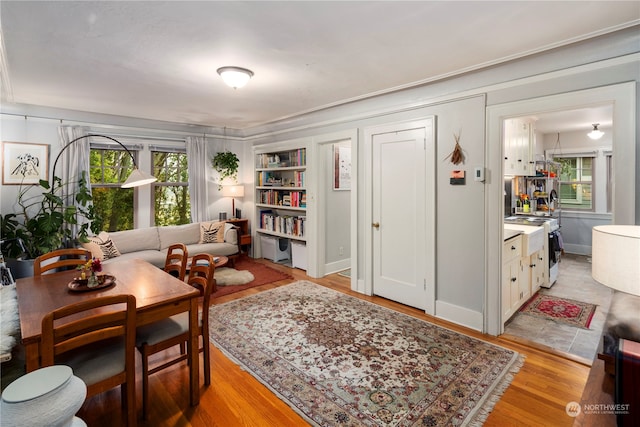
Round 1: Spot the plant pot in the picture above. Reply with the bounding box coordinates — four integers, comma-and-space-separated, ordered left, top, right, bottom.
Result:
5, 258, 35, 280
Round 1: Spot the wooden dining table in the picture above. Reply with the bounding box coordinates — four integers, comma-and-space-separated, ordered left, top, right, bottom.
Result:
15, 258, 201, 406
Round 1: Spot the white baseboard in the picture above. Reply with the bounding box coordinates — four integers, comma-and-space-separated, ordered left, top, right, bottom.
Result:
563, 244, 591, 256
434, 300, 484, 332
324, 259, 350, 276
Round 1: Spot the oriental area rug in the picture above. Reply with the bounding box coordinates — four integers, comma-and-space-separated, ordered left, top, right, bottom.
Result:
211, 257, 293, 298
519, 292, 597, 329
209, 281, 524, 426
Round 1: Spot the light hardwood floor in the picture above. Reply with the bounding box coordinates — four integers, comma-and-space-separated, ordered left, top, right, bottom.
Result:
6, 260, 593, 426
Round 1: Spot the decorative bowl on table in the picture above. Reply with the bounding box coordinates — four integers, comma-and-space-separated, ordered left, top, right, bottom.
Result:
68, 274, 116, 292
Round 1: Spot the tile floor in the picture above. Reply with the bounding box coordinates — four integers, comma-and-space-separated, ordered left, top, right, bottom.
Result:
503, 253, 613, 362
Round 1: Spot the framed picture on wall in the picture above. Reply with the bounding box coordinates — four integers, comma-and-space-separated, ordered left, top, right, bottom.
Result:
2, 142, 49, 185
333, 142, 351, 190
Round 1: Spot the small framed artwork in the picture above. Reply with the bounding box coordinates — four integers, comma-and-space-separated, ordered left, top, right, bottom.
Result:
2, 142, 49, 185
333, 141, 351, 191
450, 170, 466, 185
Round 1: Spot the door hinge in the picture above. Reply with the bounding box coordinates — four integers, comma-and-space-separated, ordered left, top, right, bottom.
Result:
424, 138, 427, 150
424, 278, 427, 290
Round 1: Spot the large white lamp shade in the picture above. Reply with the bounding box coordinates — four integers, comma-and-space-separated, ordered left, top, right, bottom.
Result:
221, 185, 245, 198
221, 185, 245, 217
592, 225, 640, 296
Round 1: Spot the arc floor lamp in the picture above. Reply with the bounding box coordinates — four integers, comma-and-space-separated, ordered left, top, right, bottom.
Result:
52, 134, 157, 188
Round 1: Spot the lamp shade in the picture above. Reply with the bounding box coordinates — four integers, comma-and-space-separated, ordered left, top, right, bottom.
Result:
592, 225, 640, 296
221, 185, 245, 198
121, 168, 158, 188
217, 66, 253, 89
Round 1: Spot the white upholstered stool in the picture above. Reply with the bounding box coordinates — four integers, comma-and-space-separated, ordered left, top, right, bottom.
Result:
1, 365, 87, 427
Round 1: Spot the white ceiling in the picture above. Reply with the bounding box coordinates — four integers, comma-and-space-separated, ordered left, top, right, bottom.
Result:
1, 1, 638, 130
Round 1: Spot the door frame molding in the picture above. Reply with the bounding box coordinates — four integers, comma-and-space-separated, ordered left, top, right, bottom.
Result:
485, 82, 636, 335
363, 117, 436, 314
311, 129, 358, 289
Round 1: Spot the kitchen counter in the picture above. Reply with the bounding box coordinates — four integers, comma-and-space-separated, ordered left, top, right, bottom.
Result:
504, 229, 522, 241
504, 223, 545, 256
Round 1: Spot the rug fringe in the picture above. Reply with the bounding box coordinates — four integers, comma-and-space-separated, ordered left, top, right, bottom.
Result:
465, 353, 526, 426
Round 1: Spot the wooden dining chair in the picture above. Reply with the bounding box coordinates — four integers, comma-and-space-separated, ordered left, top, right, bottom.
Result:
164, 243, 188, 281
34, 248, 92, 276
136, 253, 215, 419
41, 294, 137, 426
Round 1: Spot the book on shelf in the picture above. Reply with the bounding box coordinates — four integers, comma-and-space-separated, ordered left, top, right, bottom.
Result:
258, 190, 306, 207
258, 210, 306, 237
256, 148, 307, 169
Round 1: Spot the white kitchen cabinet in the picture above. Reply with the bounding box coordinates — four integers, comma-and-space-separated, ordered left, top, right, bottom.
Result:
518, 257, 531, 304
502, 235, 523, 321
504, 117, 536, 176
503, 224, 545, 308
528, 249, 546, 294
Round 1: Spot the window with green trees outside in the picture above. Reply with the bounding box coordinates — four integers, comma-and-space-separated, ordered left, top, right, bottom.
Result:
153, 151, 191, 226
90, 148, 135, 231
90, 148, 191, 231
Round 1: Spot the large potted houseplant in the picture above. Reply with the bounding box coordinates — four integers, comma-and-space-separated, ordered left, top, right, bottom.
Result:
211, 151, 239, 190
1, 171, 103, 278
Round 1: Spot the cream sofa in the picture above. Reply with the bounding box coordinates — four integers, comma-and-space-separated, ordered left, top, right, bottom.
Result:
83, 221, 240, 268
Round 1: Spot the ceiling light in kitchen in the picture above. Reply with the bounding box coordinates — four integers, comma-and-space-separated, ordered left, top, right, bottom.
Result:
587, 123, 604, 140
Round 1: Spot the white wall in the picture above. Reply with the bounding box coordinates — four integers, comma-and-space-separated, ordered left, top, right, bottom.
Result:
1, 116, 62, 218
246, 30, 638, 332
2, 27, 638, 334
0, 116, 244, 227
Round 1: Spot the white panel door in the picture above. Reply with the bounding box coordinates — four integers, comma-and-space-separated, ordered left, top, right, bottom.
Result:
372, 128, 429, 310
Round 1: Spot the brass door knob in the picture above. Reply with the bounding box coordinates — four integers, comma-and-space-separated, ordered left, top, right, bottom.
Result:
372, 222, 380, 229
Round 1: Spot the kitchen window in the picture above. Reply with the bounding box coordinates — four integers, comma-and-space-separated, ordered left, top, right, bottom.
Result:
554, 155, 594, 211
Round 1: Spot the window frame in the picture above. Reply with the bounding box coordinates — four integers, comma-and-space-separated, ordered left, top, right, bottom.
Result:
150, 147, 191, 226
550, 149, 599, 213
89, 144, 140, 231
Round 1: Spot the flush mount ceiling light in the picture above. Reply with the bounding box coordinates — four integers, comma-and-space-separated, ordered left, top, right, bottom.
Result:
588, 123, 604, 140
217, 66, 254, 89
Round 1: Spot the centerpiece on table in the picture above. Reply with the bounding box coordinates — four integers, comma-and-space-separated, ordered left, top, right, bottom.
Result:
76, 258, 103, 288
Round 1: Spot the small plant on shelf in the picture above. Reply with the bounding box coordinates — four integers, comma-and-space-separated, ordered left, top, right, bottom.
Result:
212, 151, 239, 190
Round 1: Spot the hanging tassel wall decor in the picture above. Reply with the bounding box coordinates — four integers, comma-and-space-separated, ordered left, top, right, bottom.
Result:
444, 131, 464, 165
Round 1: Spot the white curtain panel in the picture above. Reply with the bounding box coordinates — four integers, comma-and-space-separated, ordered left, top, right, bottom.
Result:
57, 125, 91, 239
186, 136, 209, 222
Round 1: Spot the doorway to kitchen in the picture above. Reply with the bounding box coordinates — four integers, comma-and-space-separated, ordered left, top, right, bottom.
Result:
502, 106, 615, 361
485, 82, 636, 338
